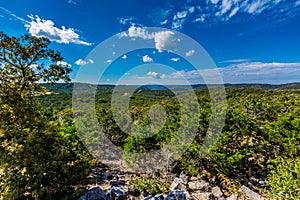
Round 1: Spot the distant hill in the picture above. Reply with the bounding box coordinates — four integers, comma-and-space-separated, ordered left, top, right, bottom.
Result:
41, 82, 300, 93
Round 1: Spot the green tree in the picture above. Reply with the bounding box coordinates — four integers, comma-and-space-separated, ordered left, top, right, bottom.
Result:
0, 32, 93, 199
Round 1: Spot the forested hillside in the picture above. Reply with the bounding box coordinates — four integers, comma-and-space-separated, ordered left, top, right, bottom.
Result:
37, 85, 300, 199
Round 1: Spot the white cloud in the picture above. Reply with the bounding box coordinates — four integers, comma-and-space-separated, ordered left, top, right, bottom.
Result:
118, 17, 135, 25
186, 49, 195, 57
172, 19, 185, 29
211, 0, 220, 4
176, 11, 188, 19
143, 55, 154, 63
229, 7, 239, 18
160, 74, 167, 79
193, 16, 206, 23
221, 62, 300, 83
106, 59, 113, 63
171, 57, 180, 62
189, 7, 195, 13
245, 0, 269, 14
161, 19, 168, 25
147, 71, 159, 78
75, 59, 94, 66
217, 0, 233, 16
220, 58, 251, 63
121, 55, 127, 59
122, 25, 179, 52
127, 25, 153, 39
0, 7, 28, 23
57, 61, 70, 66
25, 15, 92, 46
154, 31, 179, 52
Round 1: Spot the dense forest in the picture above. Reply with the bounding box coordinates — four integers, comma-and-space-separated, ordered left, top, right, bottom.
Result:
1, 33, 299, 199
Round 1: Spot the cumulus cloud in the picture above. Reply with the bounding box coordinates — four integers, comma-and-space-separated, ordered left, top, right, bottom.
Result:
122, 25, 179, 52
171, 57, 180, 62
25, 15, 92, 46
154, 31, 179, 52
147, 71, 159, 78
186, 49, 195, 57
143, 55, 154, 63
75, 59, 94, 66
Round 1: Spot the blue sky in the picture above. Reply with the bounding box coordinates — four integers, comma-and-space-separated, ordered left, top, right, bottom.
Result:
1, 0, 300, 84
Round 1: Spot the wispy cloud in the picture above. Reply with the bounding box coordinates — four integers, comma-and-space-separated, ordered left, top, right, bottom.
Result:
67, 0, 77, 5
75, 59, 94, 66
149, 0, 300, 29
118, 17, 135, 25
220, 58, 251, 63
0, 7, 28, 23
25, 15, 92, 46
220, 62, 300, 83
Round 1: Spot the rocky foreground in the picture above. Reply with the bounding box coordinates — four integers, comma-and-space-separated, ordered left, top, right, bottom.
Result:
78, 162, 268, 200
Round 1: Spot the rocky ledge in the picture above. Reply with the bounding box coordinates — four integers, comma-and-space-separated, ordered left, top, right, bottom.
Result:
79, 163, 267, 200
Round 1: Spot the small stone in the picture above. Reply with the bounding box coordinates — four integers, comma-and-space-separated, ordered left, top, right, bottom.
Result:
188, 180, 210, 191
212, 186, 223, 198
143, 194, 163, 200
165, 190, 192, 200
83, 187, 107, 200
179, 172, 188, 184
239, 185, 265, 200
191, 192, 212, 200
171, 178, 187, 191
110, 186, 126, 200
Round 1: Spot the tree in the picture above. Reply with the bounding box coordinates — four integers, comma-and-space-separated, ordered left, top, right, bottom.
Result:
0, 32, 93, 199
0, 32, 71, 95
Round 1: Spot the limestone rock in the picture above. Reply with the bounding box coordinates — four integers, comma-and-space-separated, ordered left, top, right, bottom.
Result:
212, 186, 223, 198
188, 180, 210, 191
191, 192, 212, 200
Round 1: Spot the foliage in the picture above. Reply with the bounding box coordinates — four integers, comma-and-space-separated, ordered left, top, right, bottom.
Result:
0, 33, 93, 199
132, 176, 169, 195
266, 156, 300, 200
38, 83, 300, 197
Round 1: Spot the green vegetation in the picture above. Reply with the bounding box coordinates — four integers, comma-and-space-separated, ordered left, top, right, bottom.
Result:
0, 32, 93, 199
67, 87, 299, 197
1, 32, 299, 199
